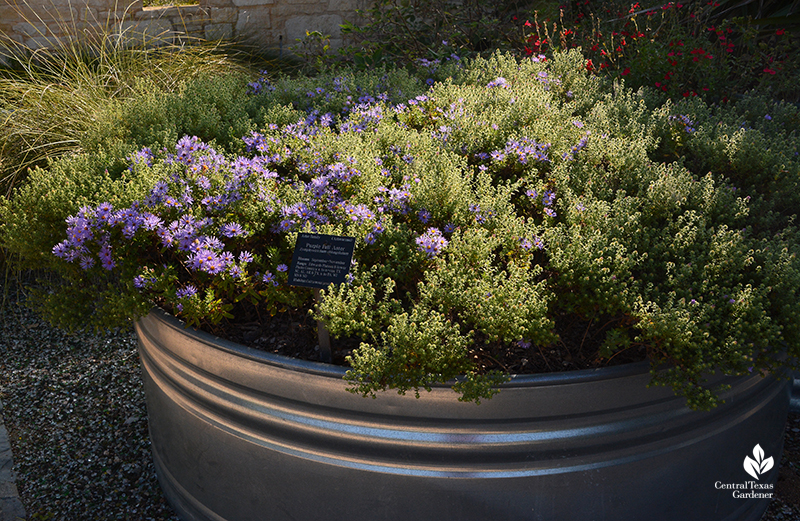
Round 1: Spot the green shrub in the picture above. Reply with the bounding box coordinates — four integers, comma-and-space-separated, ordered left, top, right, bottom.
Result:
90, 73, 260, 156
2, 50, 798, 409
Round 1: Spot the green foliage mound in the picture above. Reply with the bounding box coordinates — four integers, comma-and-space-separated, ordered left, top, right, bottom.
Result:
2, 50, 798, 409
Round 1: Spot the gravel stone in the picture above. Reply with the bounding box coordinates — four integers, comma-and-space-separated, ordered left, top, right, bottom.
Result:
1, 285, 798, 520
0, 288, 180, 521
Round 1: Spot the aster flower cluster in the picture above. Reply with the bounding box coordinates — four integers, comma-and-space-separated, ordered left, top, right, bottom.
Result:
415, 227, 448, 257
489, 137, 551, 165
30, 49, 798, 408
669, 114, 696, 133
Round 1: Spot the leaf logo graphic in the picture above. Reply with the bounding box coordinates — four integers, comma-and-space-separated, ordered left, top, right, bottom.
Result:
743, 444, 774, 480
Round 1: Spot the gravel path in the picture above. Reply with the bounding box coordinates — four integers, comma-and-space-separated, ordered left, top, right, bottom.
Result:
1, 286, 799, 521
0, 288, 179, 521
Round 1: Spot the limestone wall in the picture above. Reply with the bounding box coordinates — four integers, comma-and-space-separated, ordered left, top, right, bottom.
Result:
1, 0, 367, 54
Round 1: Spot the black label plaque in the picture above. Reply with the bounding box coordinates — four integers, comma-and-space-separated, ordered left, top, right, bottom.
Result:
288, 233, 356, 289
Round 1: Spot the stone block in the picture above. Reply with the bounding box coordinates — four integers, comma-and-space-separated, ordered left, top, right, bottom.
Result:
37, 5, 79, 22
0, 480, 20, 498
25, 35, 54, 49
138, 6, 181, 18
232, 0, 272, 7
0, 4, 22, 19
113, 18, 175, 47
284, 13, 343, 43
235, 9, 270, 34
0, 497, 27, 520
12, 21, 48, 37
272, 3, 321, 18
204, 0, 235, 7
204, 22, 231, 40
77, 6, 99, 21
206, 6, 236, 22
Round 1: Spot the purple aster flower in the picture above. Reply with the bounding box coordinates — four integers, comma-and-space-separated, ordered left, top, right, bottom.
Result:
142, 213, 163, 231
544, 207, 557, 218
277, 264, 288, 272
53, 241, 71, 259
176, 285, 197, 299
128, 147, 154, 169
156, 227, 174, 247
220, 222, 248, 238
79, 255, 95, 270
95, 202, 114, 222
98, 243, 115, 270
196, 176, 211, 190
490, 150, 506, 162
263, 272, 278, 286
205, 256, 226, 275
133, 275, 153, 290
415, 228, 448, 258
418, 209, 431, 224
520, 238, 533, 251
239, 251, 254, 264
516, 339, 531, 349
219, 251, 235, 268
487, 77, 510, 89
189, 248, 217, 272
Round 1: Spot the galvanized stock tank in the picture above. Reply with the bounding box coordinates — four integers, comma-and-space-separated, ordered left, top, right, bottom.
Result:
135, 308, 790, 521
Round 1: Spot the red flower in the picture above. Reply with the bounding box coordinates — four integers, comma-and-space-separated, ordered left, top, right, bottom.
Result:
524, 20, 532, 27
586, 59, 594, 71
776, 29, 785, 36
622, 67, 630, 76
763, 68, 776, 75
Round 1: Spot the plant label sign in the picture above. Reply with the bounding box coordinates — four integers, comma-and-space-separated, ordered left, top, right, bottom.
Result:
288, 233, 356, 289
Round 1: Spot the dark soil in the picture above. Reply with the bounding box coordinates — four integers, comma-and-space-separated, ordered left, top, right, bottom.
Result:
205, 304, 650, 374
